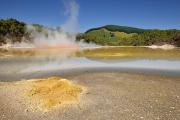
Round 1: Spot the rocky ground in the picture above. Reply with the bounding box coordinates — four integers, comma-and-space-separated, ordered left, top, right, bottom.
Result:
0, 72, 180, 120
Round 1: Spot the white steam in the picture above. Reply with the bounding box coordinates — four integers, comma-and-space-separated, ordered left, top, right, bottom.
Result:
26, 0, 80, 47
27, 25, 76, 47
62, 0, 79, 32
3, 0, 99, 48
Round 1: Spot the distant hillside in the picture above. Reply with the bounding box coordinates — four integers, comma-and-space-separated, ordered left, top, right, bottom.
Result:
77, 25, 180, 46
0, 19, 26, 44
85, 25, 149, 34
0, 18, 54, 45
0, 19, 180, 47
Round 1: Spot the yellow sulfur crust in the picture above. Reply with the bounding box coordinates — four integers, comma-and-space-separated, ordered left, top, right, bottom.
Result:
27, 77, 83, 111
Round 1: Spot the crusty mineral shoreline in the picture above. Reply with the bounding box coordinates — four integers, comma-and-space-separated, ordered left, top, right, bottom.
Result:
0, 77, 85, 113
0, 71, 180, 120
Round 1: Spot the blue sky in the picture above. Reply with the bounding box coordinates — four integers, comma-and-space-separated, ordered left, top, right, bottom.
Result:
0, 0, 180, 32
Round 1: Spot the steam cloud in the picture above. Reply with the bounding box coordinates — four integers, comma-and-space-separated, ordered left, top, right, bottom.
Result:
7, 0, 98, 48
26, 0, 79, 48
62, 0, 79, 32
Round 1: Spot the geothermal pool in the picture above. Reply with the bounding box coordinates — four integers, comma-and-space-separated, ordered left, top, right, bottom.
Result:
0, 47, 180, 81
1, 47, 180, 120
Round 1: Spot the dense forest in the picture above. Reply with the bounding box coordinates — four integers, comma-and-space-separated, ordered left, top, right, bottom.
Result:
77, 25, 180, 47
0, 19, 180, 47
0, 18, 45, 45
0, 19, 26, 44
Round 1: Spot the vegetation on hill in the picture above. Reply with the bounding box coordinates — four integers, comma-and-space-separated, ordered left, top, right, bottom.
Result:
85, 25, 148, 34
0, 19, 180, 47
0, 19, 46, 45
77, 25, 180, 47
0, 19, 26, 44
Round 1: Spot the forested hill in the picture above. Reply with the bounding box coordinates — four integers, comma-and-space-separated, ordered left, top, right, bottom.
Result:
0, 19, 180, 47
85, 25, 149, 34
0, 19, 26, 44
77, 25, 180, 46
0, 18, 46, 45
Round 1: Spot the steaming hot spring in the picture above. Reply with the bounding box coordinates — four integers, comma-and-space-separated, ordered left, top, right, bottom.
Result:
37, 44, 80, 49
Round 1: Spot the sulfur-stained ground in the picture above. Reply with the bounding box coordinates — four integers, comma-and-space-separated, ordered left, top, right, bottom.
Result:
0, 72, 180, 120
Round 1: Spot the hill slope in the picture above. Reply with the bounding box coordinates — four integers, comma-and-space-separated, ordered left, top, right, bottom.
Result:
77, 25, 180, 46
85, 25, 149, 34
0, 19, 180, 47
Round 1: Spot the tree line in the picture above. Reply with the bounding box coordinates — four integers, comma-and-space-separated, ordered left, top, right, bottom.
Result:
0, 18, 45, 45
76, 25, 180, 47
0, 18, 27, 44
0, 19, 180, 47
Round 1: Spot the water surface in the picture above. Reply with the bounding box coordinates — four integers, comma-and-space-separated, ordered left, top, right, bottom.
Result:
0, 47, 180, 81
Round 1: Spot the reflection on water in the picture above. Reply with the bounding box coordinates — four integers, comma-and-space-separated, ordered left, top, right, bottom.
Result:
0, 47, 180, 77
77, 47, 180, 60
